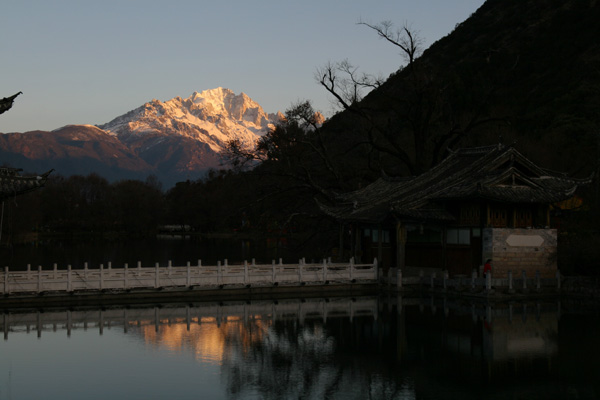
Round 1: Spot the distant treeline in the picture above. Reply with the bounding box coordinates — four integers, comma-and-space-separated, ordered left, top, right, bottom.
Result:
0, 167, 340, 260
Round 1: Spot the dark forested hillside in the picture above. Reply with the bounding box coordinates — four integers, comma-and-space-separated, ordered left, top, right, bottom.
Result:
323, 0, 600, 181
231, 0, 600, 271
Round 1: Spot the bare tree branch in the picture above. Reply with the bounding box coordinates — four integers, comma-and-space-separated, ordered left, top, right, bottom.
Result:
357, 20, 423, 66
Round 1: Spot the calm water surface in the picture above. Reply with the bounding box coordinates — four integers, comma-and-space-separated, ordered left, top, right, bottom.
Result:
1, 296, 599, 400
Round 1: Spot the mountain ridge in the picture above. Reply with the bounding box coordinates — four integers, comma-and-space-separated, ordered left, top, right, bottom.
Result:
0, 88, 283, 187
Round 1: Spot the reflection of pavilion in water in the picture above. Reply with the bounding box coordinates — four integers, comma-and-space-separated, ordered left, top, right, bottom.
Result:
401, 297, 559, 362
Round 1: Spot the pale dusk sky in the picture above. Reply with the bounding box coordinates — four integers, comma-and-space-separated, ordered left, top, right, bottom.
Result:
1, 0, 485, 133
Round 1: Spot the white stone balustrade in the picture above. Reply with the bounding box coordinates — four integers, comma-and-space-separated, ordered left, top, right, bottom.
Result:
1, 258, 378, 295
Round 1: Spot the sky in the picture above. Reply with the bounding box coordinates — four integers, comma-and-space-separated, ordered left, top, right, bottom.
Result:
1, 0, 485, 133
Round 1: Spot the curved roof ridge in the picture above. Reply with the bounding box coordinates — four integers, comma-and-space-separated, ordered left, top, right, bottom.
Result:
450, 143, 507, 155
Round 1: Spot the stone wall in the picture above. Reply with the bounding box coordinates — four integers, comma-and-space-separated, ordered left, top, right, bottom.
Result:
482, 228, 557, 278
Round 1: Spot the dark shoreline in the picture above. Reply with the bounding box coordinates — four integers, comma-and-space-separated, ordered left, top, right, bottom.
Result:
0, 283, 379, 311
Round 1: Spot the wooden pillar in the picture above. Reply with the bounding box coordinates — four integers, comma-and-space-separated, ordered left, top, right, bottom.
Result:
355, 226, 362, 263
441, 227, 447, 271
377, 224, 383, 270
395, 221, 406, 270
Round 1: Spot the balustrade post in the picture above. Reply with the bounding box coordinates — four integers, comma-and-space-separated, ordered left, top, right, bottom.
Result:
155, 262, 160, 288
168, 260, 172, 277
137, 261, 142, 277
67, 265, 72, 292
298, 260, 303, 283
271, 260, 276, 283
197, 260, 202, 284
4, 266, 9, 295
486, 271, 492, 291
244, 260, 248, 284
373, 258, 378, 280
100, 264, 104, 290
218, 261, 222, 285
84, 262, 89, 279
187, 261, 191, 287
53, 263, 57, 280
349, 257, 354, 281
124, 263, 128, 289
37, 265, 42, 293
508, 270, 513, 292
323, 259, 327, 283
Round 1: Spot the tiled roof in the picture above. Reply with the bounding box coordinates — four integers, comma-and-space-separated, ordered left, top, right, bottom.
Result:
0, 168, 53, 200
0, 92, 22, 115
320, 144, 588, 223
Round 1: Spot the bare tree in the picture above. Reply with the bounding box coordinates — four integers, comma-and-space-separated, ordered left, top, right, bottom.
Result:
315, 60, 385, 112
357, 20, 423, 66
222, 101, 343, 199
315, 21, 502, 176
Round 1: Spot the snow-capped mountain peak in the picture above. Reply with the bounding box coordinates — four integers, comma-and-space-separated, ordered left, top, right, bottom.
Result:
98, 88, 280, 153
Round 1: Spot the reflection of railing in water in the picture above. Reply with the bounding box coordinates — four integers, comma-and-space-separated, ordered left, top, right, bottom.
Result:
1, 258, 378, 296
390, 268, 562, 293
1, 297, 378, 339
397, 295, 562, 320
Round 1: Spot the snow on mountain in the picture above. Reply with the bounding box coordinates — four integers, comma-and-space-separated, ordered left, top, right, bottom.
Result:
0, 88, 286, 187
99, 87, 281, 153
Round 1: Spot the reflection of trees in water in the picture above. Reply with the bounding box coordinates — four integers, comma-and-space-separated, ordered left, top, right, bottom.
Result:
220, 316, 412, 400
221, 319, 337, 399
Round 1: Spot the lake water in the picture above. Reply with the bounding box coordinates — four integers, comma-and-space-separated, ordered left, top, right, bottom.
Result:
1, 296, 599, 400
